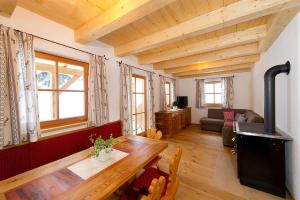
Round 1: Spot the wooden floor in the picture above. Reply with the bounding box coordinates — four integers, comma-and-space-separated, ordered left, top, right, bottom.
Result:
158, 125, 292, 200
109, 125, 292, 200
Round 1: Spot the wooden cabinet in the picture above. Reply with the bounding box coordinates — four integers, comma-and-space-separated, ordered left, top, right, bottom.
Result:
155, 107, 191, 138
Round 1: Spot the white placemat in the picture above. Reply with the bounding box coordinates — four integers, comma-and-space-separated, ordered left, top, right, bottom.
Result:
67, 149, 129, 180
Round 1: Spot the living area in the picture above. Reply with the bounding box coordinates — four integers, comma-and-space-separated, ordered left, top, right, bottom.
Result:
1, 1, 300, 200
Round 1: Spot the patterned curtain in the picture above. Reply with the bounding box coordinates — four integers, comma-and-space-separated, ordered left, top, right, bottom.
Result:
195, 79, 206, 108
120, 63, 133, 135
159, 76, 167, 111
171, 79, 176, 106
222, 76, 234, 109
147, 72, 155, 128
0, 26, 40, 149
88, 55, 109, 127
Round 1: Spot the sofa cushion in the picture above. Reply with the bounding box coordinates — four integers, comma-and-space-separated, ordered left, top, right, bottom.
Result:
201, 118, 224, 126
245, 111, 264, 123
223, 111, 234, 121
237, 116, 247, 123
235, 113, 245, 120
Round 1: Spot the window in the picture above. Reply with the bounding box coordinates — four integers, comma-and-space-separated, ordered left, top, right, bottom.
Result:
131, 75, 147, 135
35, 52, 88, 129
204, 81, 222, 106
165, 82, 171, 107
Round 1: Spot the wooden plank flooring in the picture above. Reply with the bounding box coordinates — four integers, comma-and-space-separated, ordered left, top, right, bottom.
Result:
109, 125, 292, 200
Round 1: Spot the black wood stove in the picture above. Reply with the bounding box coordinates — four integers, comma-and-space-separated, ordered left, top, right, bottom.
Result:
234, 61, 292, 198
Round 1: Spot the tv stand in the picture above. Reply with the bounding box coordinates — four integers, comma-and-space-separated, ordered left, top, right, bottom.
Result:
155, 107, 191, 138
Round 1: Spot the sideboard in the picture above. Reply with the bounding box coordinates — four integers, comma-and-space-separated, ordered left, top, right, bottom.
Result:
155, 107, 191, 138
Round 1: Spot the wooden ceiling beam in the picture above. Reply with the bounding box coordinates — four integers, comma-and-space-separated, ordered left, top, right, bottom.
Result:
115, 0, 300, 56
139, 25, 267, 64
178, 68, 252, 78
174, 63, 254, 77
165, 54, 260, 74
259, 7, 300, 52
0, 0, 17, 17
75, 0, 175, 43
153, 43, 259, 70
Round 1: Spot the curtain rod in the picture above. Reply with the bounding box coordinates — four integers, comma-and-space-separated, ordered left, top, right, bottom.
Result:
159, 74, 176, 80
1, 24, 109, 60
194, 75, 235, 81
117, 60, 156, 74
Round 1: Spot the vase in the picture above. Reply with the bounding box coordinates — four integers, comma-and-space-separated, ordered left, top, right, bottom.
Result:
97, 148, 113, 161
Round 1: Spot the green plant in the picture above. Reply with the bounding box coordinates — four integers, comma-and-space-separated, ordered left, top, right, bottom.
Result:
89, 134, 118, 157
172, 101, 178, 107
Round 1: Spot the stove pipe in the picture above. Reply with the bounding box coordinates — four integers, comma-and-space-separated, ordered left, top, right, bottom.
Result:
264, 61, 290, 134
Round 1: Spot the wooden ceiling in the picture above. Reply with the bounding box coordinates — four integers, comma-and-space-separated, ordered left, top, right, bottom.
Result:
3, 0, 300, 78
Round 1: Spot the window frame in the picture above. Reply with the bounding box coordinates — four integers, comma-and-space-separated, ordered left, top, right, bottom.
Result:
35, 51, 89, 129
165, 82, 171, 108
204, 81, 222, 107
131, 74, 147, 135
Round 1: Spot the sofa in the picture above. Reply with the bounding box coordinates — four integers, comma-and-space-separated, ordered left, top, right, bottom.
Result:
200, 109, 264, 147
0, 120, 122, 181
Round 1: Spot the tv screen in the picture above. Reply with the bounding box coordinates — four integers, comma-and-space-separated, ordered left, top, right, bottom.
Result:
177, 96, 188, 108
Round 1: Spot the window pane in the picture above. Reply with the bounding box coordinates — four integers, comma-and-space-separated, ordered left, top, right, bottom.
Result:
205, 94, 214, 104
166, 95, 170, 107
58, 62, 84, 90
205, 83, 214, 93
35, 58, 56, 89
136, 113, 145, 134
59, 92, 85, 118
38, 91, 57, 121
131, 78, 136, 93
215, 82, 222, 93
165, 83, 170, 94
132, 94, 136, 114
136, 94, 145, 113
215, 94, 222, 104
136, 77, 144, 93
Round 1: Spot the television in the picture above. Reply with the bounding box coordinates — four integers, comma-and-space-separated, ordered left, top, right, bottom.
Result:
177, 96, 188, 108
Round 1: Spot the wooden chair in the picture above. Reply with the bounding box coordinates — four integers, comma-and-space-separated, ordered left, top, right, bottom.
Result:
161, 148, 182, 200
145, 128, 163, 169
146, 128, 162, 140
141, 176, 166, 200
128, 148, 182, 200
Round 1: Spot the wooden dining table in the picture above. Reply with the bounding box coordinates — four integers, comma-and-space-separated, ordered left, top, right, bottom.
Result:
0, 135, 168, 200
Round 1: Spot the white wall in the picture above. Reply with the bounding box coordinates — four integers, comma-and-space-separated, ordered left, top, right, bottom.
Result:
176, 72, 252, 124
252, 13, 300, 199
0, 6, 173, 123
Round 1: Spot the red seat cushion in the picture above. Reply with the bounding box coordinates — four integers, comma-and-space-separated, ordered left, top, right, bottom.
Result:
132, 167, 169, 195
224, 121, 234, 127
119, 167, 169, 200
223, 111, 234, 121
119, 194, 129, 200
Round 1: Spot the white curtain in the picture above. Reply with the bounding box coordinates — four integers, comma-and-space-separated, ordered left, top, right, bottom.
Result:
222, 76, 234, 109
159, 76, 167, 111
171, 79, 176, 106
120, 63, 133, 135
147, 72, 155, 128
0, 26, 40, 149
195, 79, 206, 108
88, 55, 109, 127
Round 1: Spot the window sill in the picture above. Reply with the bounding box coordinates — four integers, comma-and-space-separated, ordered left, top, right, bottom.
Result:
206, 104, 222, 108
41, 122, 88, 138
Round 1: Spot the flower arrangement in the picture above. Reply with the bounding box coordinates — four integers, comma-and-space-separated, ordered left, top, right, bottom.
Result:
89, 134, 118, 160
172, 101, 178, 109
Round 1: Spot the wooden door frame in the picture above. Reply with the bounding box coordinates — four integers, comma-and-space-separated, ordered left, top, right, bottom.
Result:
132, 74, 147, 135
